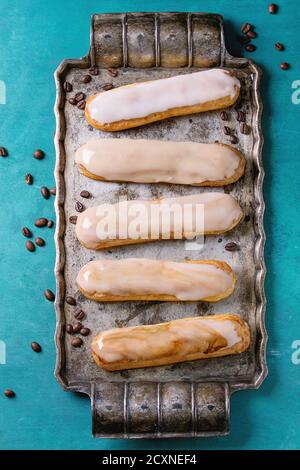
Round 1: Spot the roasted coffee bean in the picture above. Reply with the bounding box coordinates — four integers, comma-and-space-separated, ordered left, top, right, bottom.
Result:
66, 296, 76, 306
240, 123, 251, 134
269, 3, 278, 14
275, 42, 284, 51
230, 135, 239, 144
4, 389, 15, 398
81, 74, 92, 84
69, 215, 78, 224
66, 324, 74, 334
26, 240, 35, 252
223, 126, 231, 136
25, 173, 33, 185
50, 187, 56, 196
74, 92, 85, 103
237, 110, 246, 122
80, 190, 91, 199
33, 149, 45, 160
71, 337, 83, 348
80, 327, 90, 337
47, 220, 54, 228
239, 35, 251, 45
22, 227, 32, 238
77, 99, 86, 110
44, 289, 55, 302
75, 201, 84, 212
35, 237, 45, 247
220, 111, 229, 121
74, 309, 85, 321
63, 81, 73, 92
218, 238, 222, 243
31, 341, 42, 353
73, 322, 83, 334
35, 217, 48, 227
241, 23, 252, 34
102, 83, 114, 91
280, 62, 290, 70
107, 67, 118, 77
68, 97, 77, 105
225, 241, 240, 252
245, 44, 256, 52
41, 186, 50, 199
247, 31, 257, 39
89, 66, 99, 76
0, 146, 8, 157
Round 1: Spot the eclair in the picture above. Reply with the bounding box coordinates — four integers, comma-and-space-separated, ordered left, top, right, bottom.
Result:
75, 139, 245, 186
92, 314, 251, 371
76, 258, 236, 302
75, 193, 243, 250
85, 69, 240, 131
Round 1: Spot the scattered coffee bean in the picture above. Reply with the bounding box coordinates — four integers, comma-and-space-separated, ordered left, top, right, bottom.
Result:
239, 35, 251, 45
269, 3, 278, 14
102, 83, 114, 91
245, 44, 256, 52
241, 23, 252, 34
244, 215, 251, 222
66, 324, 74, 334
223, 126, 231, 136
237, 110, 246, 122
47, 220, 54, 228
0, 146, 8, 157
247, 31, 257, 39
35, 237, 45, 247
280, 62, 290, 70
41, 186, 50, 199
68, 97, 76, 105
77, 99, 86, 110
71, 337, 83, 348
66, 296, 76, 306
63, 81, 73, 92
73, 322, 83, 334
31, 341, 42, 353
35, 217, 48, 227
81, 74, 92, 84
220, 111, 229, 121
75, 201, 84, 212
80, 190, 91, 199
240, 123, 251, 134
22, 227, 32, 238
230, 135, 239, 144
89, 66, 99, 76
80, 327, 90, 337
69, 215, 78, 224
74, 309, 85, 321
275, 42, 284, 51
218, 238, 222, 243
225, 241, 240, 252
107, 67, 118, 77
25, 173, 33, 185
33, 149, 45, 160
44, 289, 55, 302
4, 389, 15, 398
26, 240, 35, 252
50, 187, 56, 196
74, 92, 85, 103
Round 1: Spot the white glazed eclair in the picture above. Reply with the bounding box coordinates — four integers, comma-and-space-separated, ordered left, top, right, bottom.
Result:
92, 314, 250, 371
75, 139, 245, 186
85, 69, 240, 131
75, 193, 243, 250
76, 258, 236, 302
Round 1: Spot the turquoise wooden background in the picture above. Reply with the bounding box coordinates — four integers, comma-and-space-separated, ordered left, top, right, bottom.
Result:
1, 0, 300, 450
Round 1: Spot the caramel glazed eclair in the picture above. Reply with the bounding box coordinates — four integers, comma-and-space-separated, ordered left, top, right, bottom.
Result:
76, 258, 236, 302
75, 193, 243, 250
85, 69, 240, 131
92, 314, 251, 371
75, 139, 245, 186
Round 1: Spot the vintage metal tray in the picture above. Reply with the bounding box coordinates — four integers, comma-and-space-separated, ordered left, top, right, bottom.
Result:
54, 12, 267, 438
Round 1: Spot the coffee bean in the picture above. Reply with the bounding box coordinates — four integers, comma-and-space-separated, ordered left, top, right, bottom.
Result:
4, 389, 15, 398
80, 327, 90, 337
25, 173, 33, 185
280, 62, 290, 70
223, 126, 231, 136
66, 296, 76, 306
247, 31, 257, 39
89, 66, 99, 76
74, 92, 85, 103
220, 111, 229, 121
241, 23, 252, 34
33, 149, 45, 160
74, 309, 85, 321
69, 215, 78, 224
31, 341, 42, 353
218, 238, 222, 243
230, 135, 239, 144
44, 289, 55, 302
71, 337, 83, 348
225, 241, 240, 252
275, 42, 284, 51
41, 186, 50, 199
68, 97, 76, 105
245, 44, 256, 52
50, 187, 56, 196
77, 99, 86, 110
269, 3, 278, 14
107, 67, 118, 77
75, 201, 84, 212
240, 123, 251, 134
22, 227, 32, 238
63, 81, 72, 92
81, 74, 92, 83
35, 237, 45, 247
237, 110, 246, 122
47, 220, 54, 228
80, 190, 91, 199
73, 322, 83, 334
66, 324, 74, 334
102, 83, 114, 91
35, 217, 48, 227
0, 146, 8, 157
239, 35, 251, 45
26, 240, 35, 252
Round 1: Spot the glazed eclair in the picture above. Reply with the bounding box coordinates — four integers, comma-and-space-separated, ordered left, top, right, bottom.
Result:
75, 193, 243, 250
92, 314, 251, 371
85, 69, 240, 131
75, 139, 245, 186
76, 258, 236, 302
